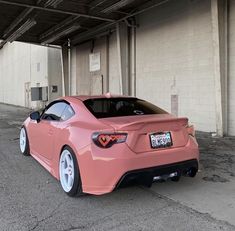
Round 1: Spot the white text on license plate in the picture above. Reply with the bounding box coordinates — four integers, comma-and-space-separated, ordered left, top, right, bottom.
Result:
150, 132, 172, 148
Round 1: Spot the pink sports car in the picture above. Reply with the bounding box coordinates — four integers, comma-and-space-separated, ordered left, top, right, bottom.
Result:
19, 94, 199, 197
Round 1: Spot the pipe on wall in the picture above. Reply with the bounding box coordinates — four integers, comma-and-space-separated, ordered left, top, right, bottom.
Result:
116, 22, 123, 95
68, 39, 71, 96
130, 17, 137, 97
60, 47, 65, 97
106, 34, 110, 93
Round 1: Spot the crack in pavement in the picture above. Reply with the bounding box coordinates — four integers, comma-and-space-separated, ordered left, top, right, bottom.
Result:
29, 202, 64, 231
61, 212, 120, 231
60, 208, 168, 231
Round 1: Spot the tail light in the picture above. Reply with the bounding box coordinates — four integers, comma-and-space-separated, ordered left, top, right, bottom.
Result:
186, 125, 195, 137
92, 132, 127, 148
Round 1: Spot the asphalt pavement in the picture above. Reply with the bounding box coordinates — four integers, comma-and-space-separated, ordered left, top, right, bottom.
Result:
0, 103, 235, 231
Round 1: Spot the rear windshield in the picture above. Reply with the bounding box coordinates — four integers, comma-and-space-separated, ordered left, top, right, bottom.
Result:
83, 98, 167, 118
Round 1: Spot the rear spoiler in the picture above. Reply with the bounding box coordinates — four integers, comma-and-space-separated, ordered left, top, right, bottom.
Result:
113, 117, 188, 131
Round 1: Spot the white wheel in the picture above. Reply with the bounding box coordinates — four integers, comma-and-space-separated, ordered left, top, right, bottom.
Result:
59, 149, 75, 193
20, 127, 29, 155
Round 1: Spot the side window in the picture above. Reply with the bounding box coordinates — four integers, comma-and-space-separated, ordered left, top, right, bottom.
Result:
61, 105, 75, 121
41, 102, 67, 121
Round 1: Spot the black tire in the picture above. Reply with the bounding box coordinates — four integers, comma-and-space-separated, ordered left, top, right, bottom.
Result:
19, 126, 30, 156
59, 146, 84, 197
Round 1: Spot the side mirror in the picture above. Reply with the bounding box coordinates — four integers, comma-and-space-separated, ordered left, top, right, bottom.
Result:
30, 111, 40, 122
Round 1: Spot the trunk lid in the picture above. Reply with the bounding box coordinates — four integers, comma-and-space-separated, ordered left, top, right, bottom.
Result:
99, 114, 189, 153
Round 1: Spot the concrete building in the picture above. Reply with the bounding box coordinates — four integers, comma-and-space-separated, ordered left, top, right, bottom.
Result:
0, 0, 235, 135
68, 0, 235, 136
0, 42, 62, 109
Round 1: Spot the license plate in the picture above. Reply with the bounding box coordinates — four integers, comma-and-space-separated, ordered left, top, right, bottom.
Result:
150, 132, 172, 148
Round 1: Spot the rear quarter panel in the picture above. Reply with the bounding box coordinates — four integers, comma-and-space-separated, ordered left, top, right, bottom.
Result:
51, 99, 113, 180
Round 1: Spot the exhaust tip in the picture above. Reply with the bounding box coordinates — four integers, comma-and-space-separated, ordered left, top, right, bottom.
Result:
186, 168, 197, 177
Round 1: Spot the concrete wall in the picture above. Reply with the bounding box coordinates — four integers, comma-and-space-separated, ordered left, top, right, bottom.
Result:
48, 47, 62, 101
135, 0, 216, 132
0, 42, 62, 109
108, 32, 121, 94
76, 42, 92, 95
74, 32, 127, 96
71, 0, 235, 134
69, 0, 218, 133
0, 42, 31, 107
228, 0, 235, 135
30, 45, 48, 88
76, 37, 108, 95
0, 42, 49, 108
71, 47, 77, 95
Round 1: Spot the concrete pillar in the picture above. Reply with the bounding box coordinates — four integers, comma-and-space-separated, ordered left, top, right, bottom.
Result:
130, 21, 137, 97
211, 0, 228, 136
61, 45, 69, 96
71, 46, 77, 95
116, 22, 130, 95
105, 35, 110, 93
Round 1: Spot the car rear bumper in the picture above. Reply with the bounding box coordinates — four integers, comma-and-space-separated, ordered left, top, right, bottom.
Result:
78, 136, 199, 195
115, 159, 198, 189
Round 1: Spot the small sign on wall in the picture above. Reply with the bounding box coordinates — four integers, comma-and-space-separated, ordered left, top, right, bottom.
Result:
89, 52, 100, 72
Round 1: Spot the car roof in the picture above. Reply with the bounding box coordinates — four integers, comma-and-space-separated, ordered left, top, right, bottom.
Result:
63, 93, 136, 102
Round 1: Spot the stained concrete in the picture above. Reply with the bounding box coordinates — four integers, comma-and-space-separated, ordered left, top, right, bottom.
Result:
0, 103, 235, 231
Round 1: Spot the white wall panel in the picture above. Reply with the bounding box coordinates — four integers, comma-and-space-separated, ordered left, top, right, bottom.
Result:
108, 32, 121, 94
75, 37, 108, 95
0, 42, 62, 108
71, 47, 77, 95
135, 0, 216, 132
0, 42, 31, 107
48, 47, 62, 101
